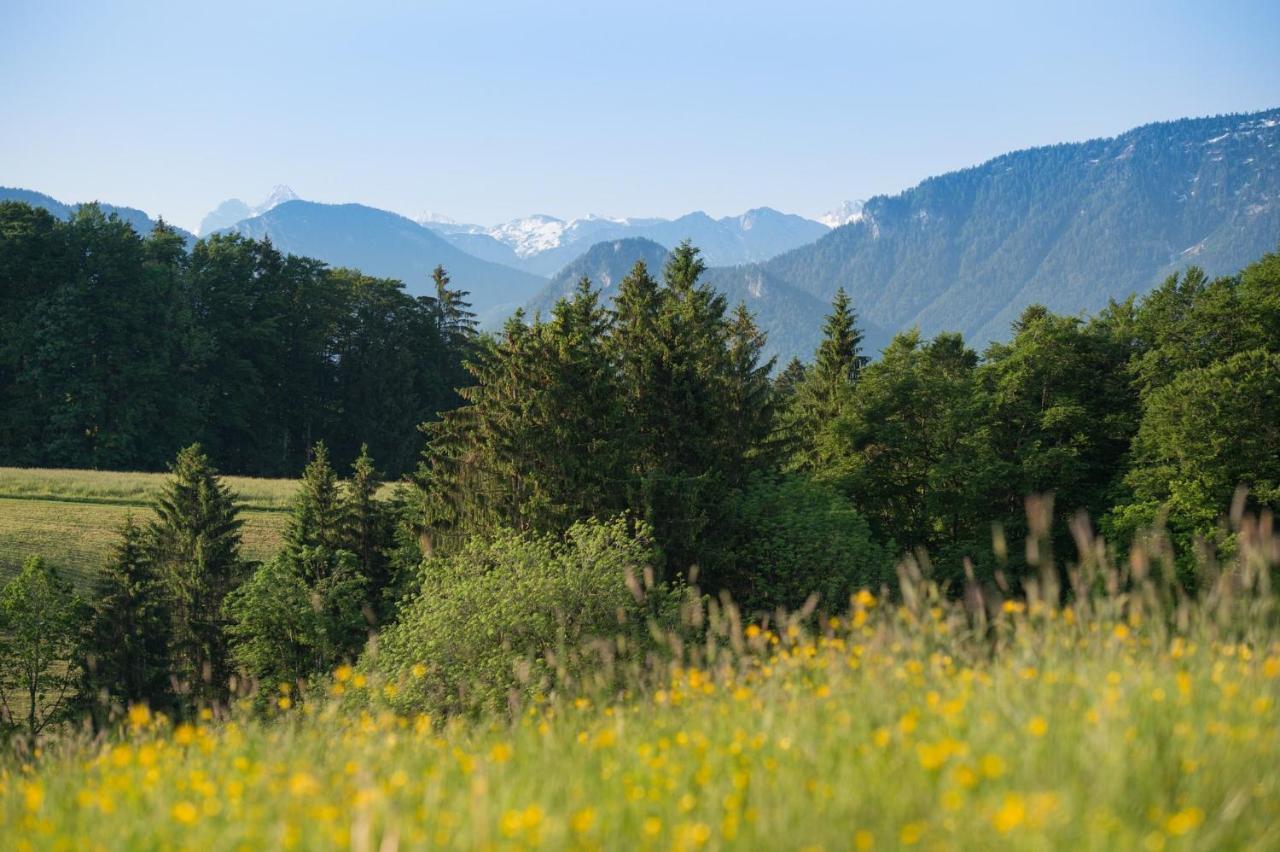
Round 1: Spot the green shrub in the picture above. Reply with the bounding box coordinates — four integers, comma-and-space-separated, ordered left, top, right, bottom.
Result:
369, 516, 677, 716
719, 473, 888, 613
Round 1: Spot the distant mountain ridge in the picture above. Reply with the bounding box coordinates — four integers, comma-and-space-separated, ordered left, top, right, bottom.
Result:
0, 187, 196, 245
223, 200, 547, 323
717, 107, 1280, 347
419, 207, 831, 275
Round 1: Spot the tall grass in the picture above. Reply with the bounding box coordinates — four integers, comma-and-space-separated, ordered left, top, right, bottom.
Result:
3, 505, 1278, 849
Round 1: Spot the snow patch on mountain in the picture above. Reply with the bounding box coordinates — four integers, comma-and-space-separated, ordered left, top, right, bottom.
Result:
820, 200, 866, 228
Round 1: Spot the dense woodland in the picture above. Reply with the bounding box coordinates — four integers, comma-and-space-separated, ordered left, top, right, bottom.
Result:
1, 198, 1279, 737
0, 201, 475, 477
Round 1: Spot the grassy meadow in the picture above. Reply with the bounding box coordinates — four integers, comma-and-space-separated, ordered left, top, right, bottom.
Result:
0, 467, 298, 588
4, 525, 1280, 851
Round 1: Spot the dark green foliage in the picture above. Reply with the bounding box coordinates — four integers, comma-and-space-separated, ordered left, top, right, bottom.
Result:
285, 443, 349, 569
227, 442, 375, 691
373, 517, 673, 716
785, 289, 868, 471
975, 306, 1138, 563
821, 330, 984, 566
720, 474, 887, 613
77, 518, 173, 725
0, 201, 476, 477
346, 445, 399, 620
0, 557, 83, 740
148, 444, 245, 709
1117, 349, 1280, 566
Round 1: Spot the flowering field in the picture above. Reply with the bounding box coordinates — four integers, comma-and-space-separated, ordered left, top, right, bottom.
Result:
6, 561, 1280, 852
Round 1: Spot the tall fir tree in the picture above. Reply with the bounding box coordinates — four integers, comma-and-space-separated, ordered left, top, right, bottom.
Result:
285, 441, 348, 573
228, 442, 368, 690
345, 444, 398, 619
786, 288, 867, 471
77, 517, 173, 724
148, 444, 244, 710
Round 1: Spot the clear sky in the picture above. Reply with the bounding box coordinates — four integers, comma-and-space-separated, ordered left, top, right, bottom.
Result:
2, 0, 1278, 233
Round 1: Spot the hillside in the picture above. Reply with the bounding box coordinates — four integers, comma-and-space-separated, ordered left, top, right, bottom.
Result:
0, 187, 196, 245
225, 201, 548, 322
733, 108, 1280, 345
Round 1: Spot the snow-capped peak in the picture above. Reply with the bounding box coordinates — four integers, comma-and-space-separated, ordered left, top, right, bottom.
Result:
488, 215, 569, 257
820, 199, 866, 228
255, 185, 298, 216
416, 211, 459, 226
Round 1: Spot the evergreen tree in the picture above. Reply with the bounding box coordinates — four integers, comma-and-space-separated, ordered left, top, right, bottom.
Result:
77, 517, 173, 725
285, 442, 348, 573
813, 288, 867, 386
416, 282, 626, 545
149, 444, 244, 710
346, 444, 397, 618
772, 357, 808, 404
786, 288, 867, 472
228, 442, 369, 689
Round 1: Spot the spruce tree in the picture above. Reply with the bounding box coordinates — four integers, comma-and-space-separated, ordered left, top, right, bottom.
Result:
149, 443, 244, 710
346, 444, 396, 618
787, 288, 868, 471
286, 441, 348, 574
228, 442, 368, 688
78, 517, 173, 725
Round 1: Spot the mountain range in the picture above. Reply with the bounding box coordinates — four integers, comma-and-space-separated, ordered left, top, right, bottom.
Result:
6, 107, 1277, 364
419, 208, 832, 276
222, 201, 547, 323
727, 108, 1280, 347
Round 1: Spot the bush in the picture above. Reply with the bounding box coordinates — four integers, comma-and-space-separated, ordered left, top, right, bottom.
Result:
369, 516, 677, 716
719, 473, 888, 613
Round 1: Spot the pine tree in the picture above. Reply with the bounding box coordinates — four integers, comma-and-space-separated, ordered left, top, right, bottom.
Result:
78, 517, 173, 725
430, 264, 478, 399
149, 444, 244, 711
612, 242, 742, 578
813, 288, 867, 386
773, 357, 808, 404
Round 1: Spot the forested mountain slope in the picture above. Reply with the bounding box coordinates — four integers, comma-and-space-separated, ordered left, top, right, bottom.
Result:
0, 187, 196, 246
737, 108, 1280, 345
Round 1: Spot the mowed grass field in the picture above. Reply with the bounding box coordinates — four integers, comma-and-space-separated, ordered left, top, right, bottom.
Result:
0, 467, 297, 588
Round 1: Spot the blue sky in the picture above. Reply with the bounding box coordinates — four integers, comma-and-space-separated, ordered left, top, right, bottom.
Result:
2, 0, 1277, 232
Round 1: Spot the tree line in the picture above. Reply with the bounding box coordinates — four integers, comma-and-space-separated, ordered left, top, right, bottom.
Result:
2, 199, 1278, 733
0, 201, 476, 477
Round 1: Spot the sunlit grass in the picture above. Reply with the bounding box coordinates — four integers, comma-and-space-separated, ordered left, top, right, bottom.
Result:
0, 467, 395, 588
4, 516, 1280, 850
